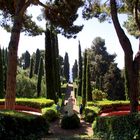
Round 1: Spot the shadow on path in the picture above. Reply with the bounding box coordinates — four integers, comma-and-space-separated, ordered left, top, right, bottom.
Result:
43, 84, 93, 139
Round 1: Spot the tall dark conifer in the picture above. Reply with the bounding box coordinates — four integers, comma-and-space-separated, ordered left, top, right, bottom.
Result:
29, 57, 34, 78
72, 59, 78, 82
34, 49, 40, 75
45, 28, 57, 102
86, 57, 92, 101
37, 57, 43, 97
24, 51, 30, 69
82, 50, 87, 108
0, 47, 4, 98
78, 41, 82, 96
54, 34, 61, 97
64, 52, 70, 83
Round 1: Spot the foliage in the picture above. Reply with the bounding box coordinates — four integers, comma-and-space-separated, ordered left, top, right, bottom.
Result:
16, 72, 37, 98
72, 59, 78, 82
23, 51, 30, 69
45, 28, 57, 102
84, 107, 98, 123
92, 89, 107, 101
93, 113, 140, 140
78, 41, 83, 96
34, 49, 40, 75
37, 57, 43, 97
64, 52, 70, 82
61, 114, 80, 129
0, 47, 4, 98
42, 106, 59, 122
0, 110, 49, 139
44, 0, 84, 38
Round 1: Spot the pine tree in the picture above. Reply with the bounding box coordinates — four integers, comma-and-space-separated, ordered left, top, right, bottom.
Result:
82, 50, 87, 108
34, 49, 40, 75
0, 47, 4, 98
78, 41, 82, 96
29, 57, 34, 78
64, 52, 70, 83
37, 57, 43, 97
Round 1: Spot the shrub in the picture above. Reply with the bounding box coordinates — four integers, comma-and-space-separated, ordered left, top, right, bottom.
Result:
84, 107, 97, 123
0, 110, 49, 139
61, 114, 80, 129
92, 89, 107, 101
42, 106, 59, 122
93, 113, 140, 140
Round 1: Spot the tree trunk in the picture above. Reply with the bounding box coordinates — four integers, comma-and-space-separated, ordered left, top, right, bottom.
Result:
110, 0, 139, 113
5, 0, 25, 110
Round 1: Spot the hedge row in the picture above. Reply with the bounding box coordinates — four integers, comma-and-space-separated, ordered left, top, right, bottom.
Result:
93, 113, 140, 140
0, 98, 54, 109
0, 110, 49, 140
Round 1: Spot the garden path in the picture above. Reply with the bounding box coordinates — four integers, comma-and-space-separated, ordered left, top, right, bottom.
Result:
43, 84, 94, 140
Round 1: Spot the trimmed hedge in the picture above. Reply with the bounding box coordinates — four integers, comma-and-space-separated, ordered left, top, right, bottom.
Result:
0, 98, 54, 109
84, 107, 98, 123
0, 110, 49, 140
61, 114, 80, 129
42, 105, 59, 122
93, 113, 140, 140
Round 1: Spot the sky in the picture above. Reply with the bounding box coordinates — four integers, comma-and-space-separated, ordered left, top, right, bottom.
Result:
0, 4, 139, 71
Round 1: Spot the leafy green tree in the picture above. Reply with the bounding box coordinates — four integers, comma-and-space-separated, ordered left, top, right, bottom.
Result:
37, 57, 43, 97
3, 0, 83, 109
72, 59, 78, 82
64, 52, 70, 83
103, 63, 125, 100
82, 0, 140, 112
0, 47, 4, 98
78, 41, 83, 96
34, 49, 40, 75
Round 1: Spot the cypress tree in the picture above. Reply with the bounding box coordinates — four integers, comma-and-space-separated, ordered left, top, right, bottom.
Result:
24, 51, 30, 69
34, 49, 40, 74
82, 50, 87, 108
86, 57, 92, 101
0, 47, 4, 98
72, 59, 78, 82
2, 48, 8, 91
54, 34, 61, 97
37, 57, 43, 97
29, 57, 34, 78
64, 52, 70, 83
45, 28, 56, 102
78, 41, 82, 96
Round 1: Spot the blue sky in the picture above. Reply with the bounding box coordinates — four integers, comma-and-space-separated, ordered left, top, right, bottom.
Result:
0, 5, 139, 70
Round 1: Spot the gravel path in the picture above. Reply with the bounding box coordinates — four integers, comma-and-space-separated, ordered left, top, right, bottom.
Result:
43, 84, 93, 139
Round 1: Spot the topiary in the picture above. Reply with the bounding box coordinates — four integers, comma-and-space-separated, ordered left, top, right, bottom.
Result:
42, 107, 59, 122
61, 113, 80, 129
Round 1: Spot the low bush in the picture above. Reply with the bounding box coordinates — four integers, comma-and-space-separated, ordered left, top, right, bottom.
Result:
92, 89, 107, 101
0, 110, 49, 140
42, 106, 59, 122
61, 114, 80, 129
93, 113, 140, 140
84, 107, 98, 123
